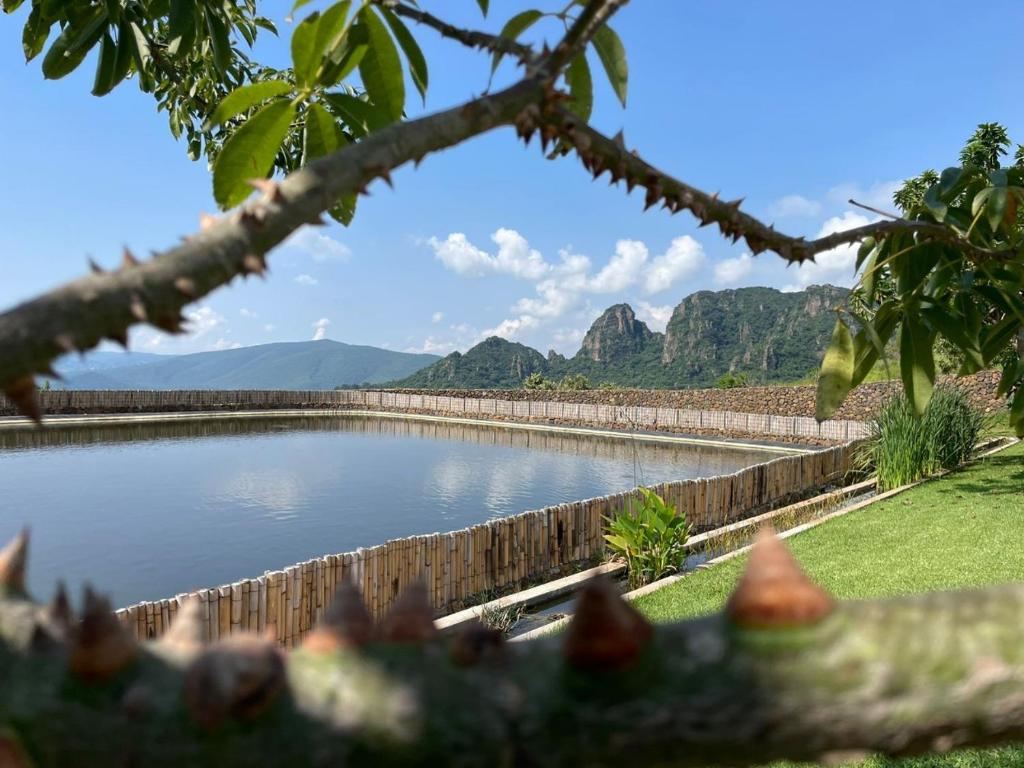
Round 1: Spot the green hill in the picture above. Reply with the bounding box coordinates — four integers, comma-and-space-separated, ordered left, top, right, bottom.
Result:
61, 340, 439, 390
391, 285, 849, 389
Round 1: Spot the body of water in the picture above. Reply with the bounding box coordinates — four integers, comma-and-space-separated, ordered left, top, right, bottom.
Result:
0, 415, 786, 606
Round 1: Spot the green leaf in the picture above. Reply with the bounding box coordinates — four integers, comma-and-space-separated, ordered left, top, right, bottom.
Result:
329, 195, 358, 226
126, 21, 152, 89
205, 8, 231, 77
91, 31, 117, 96
591, 25, 628, 107
565, 53, 592, 121
986, 186, 1009, 231
213, 99, 297, 209
322, 92, 389, 138
22, 6, 50, 61
167, 0, 196, 56
981, 316, 1019, 364
42, 9, 107, 79
922, 184, 947, 221
900, 312, 935, 417
291, 1, 351, 88
320, 22, 367, 87
815, 317, 855, 421
475, 0, 489, 16
206, 80, 294, 129
379, 6, 428, 103
109, 22, 134, 87
920, 305, 984, 372
357, 7, 405, 122
302, 102, 347, 163
3, 0, 26, 12
290, 0, 315, 14
490, 9, 541, 75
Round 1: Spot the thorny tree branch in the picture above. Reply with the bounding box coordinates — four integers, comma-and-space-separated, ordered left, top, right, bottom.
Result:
396, 1, 1010, 265
0, 0, 1010, 418
5, 528, 1024, 766
0, 0, 626, 418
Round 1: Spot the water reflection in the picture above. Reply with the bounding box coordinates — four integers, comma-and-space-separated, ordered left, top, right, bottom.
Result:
0, 415, 783, 607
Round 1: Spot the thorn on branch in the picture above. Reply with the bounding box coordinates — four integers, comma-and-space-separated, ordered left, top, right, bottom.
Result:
121, 248, 140, 269
4, 377, 42, 424
129, 295, 148, 322
174, 277, 197, 298
0, 528, 29, 595
564, 578, 652, 670
70, 586, 138, 682
376, 581, 437, 644
246, 178, 284, 204
726, 528, 834, 629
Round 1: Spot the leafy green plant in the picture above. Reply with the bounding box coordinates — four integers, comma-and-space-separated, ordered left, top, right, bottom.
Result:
859, 386, 983, 490
714, 371, 748, 389
604, 488, 690, 590
479, 603, 524, 636
523, 372, 555, 390
558, 373, 590, 391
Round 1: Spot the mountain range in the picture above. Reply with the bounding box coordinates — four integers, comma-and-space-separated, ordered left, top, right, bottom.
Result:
55, 341, 440, 390
50, 285, 848, 391
393, 285, 849, 389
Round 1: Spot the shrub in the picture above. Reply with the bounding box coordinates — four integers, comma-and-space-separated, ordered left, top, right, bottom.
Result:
523, 372, 554, 390
714, 371, 748, 389
558, 374, 590, 391
859, 386, 983, 490
604, 488, 691, 590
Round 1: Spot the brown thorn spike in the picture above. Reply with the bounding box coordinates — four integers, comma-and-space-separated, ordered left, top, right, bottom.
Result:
88, 258, 105, 275
375, 166, 393, 189
198, 212, 218, 231
184, 634, 286, 730
160, 596, 206, 655
242, 254, 267, 278
565, 577, 652, 670
70, 586, 138, 682
129, 294, 148, 322
0, 528, 29, 595
152, 314, 185, 335
108, 329, 129, 349
246, 178, 284, 203
644, 183, 662, 211
450, 619, 503, 667
54, 334, 76, 354
376, 580, 437, 644
4, 377, 42, 425
303, 581, 373, 654
726, 527, 834, 628
174, 277, 197, 298
612, 129, 626, 148
121, 248, 140, 269
45, 581, 74, 634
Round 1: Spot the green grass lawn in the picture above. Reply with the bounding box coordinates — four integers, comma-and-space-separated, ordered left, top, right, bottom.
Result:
634, 441, 1024, 768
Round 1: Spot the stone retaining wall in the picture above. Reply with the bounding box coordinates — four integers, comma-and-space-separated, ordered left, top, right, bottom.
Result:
381, 371, 1003, 422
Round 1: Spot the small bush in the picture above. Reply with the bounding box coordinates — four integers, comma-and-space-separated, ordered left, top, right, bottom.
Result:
523, 372, 554, 390
558, 373, 590, 391
604, 489, 691, 590
860, 386, 983, 491
479, 603, 524, 635
714, 371, 748, 389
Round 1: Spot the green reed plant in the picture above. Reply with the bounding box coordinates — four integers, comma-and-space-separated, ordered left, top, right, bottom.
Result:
859, 386, 983, 491
604, 488, 691, 590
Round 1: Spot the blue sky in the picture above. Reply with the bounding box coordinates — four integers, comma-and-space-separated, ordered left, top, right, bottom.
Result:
2, 1, 1023, 357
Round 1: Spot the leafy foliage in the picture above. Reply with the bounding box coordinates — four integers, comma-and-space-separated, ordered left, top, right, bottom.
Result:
605, 488, 690, 590
857, 387, 984, 491
819, 122, 1024, 433
714, 371, 749, 389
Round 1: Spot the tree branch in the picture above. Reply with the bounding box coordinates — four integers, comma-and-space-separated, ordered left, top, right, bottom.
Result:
4, 529, 1024, 766
0, 0, 629, 411
538, 111, 1008, 265
382, 2, 535, 63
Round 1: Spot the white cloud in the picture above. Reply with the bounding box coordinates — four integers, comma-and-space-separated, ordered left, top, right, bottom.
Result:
263, 324, 276, 332
769, 194, 822, 218
713, 252, 754, 285
588, 239, 648, 293
552, 327, 585, 347
294, 273, 319, 286
134, 304, 233, 353
783, 211, 871, 291
406, 337, 459, 355
185, 306, 226, 339
312, 317, 331, 341
431, 311, 444, 323
642, 236, 705, 294
211, 338, 241, 351
239, 308, 257, 318
635, 301, 674, 333
284, 227, 351, 262
428, 228, 550, 280
481, 315, 539, 340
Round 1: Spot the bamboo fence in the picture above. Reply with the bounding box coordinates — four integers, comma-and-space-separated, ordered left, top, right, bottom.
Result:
1, 389, 870, 440
113, 442, 858, 646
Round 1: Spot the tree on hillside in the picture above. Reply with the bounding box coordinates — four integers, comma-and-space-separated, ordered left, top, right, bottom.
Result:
3, 1, 1024, 764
